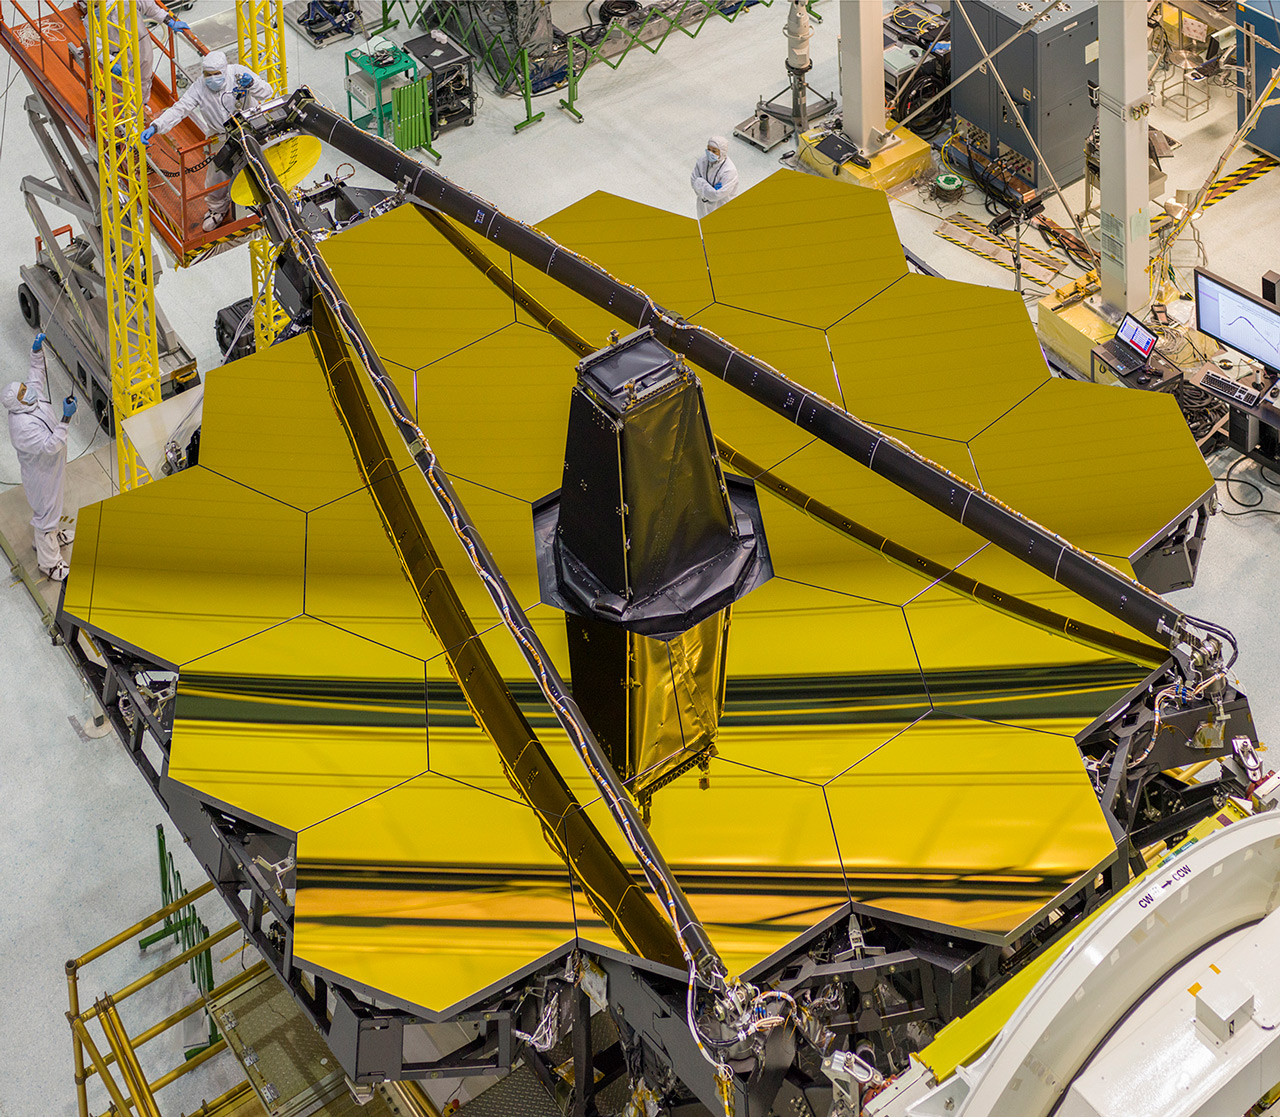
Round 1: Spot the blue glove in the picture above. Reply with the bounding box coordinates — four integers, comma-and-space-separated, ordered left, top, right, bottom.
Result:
33, 332, 45, 352
111, 62, 121, 76
235, 72, 253, 91
141, 124, 157, 145
166, 16, 190, 30
63, 396, 77, 420
713, 182, 722, 190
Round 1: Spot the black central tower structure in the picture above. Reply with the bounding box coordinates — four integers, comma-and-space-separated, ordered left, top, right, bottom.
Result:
534, 328, 772, 807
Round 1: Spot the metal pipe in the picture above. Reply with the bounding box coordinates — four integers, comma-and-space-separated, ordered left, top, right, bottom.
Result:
182, 1082, 257, 1117
73, 881, 215, 968
233, 129, 701, 971
84, 962, 269, 1079
71, 1017, 135, 1117
67, 961, 90, 1117
96, 997, 163, 1117
81, 922, 239, 1018
286, 94, 1188, 653
92, 1039, 229, 1117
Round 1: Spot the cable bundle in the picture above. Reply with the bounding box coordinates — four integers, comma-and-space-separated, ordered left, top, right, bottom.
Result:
1174, 381, 1226, 447
930, 172, 964, 202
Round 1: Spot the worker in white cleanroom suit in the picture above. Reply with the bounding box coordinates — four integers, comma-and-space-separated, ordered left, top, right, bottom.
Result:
75, 0, 190, 106
3, 334, 77, 582
690, 136, 740, 218
142, 50, 273, 232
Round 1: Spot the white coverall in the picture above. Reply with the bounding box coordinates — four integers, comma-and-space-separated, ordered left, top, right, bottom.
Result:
81, 0, 172, 105
150, 53, 273, 223
3, 350, 70, 575
690, 135, 740, 219
128, 0, 170, 105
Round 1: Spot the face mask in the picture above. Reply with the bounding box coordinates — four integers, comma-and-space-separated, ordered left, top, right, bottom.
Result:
204, 73, 226, 92
17, 383, 40, 405
707, 149, 719, 161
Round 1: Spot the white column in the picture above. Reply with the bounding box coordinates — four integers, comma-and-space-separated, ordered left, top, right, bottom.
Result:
1098, 0, 1150, 314
839, 0, 885, 151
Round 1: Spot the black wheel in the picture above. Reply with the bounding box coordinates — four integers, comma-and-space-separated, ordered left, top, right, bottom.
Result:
18, 282, 39, 329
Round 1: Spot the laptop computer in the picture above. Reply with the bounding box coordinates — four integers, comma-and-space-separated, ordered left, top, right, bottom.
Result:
1105, 313, 1158, 374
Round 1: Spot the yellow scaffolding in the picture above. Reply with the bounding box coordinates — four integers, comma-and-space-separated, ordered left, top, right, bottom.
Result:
237, 0, 288, 94
237, 1, 288, 352
86, 1, 162, 491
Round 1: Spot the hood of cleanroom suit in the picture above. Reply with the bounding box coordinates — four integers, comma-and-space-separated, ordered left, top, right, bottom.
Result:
3, 381, 39, 415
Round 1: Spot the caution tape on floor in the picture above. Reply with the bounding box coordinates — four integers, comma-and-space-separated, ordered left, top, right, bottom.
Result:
1150, 153, 1278, 237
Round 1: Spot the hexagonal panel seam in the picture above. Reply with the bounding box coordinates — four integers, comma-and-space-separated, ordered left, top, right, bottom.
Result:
161, 615, 304, 675
761, 437, 817, 479
772, 571, 920, 611
427, 767, 531, 808
821, 710, 935, 789
860, 423, 982, 479
823, 272, 911, 332
820, 784, 859, 908
296, 613, 434, 667
896, 606, 935, 718
194, 462, 332, 518
446, 471, 536, 508
898, 541, 993, 610
293, 765, 434, 835
708, 298, 841, 338
963, 376, 1056, 445
175, 612, 309, 669
411, 321, 541, 375
709, 754, 828, 789
307, 614, 509, 677
694, 224, 716, 304
300, 466, 422, 518
925, 710, 1089, 741
676, 300, 717, 329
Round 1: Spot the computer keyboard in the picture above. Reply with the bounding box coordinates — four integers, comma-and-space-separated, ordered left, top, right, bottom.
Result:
1200, 370, 1262, 407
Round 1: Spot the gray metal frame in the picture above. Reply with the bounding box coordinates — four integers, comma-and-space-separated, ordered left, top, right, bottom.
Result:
16, 93, 198, 433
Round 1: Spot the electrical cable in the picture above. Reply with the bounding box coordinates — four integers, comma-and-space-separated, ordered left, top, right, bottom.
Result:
0, 49, 17, 170
885, 0, 1061, 140
950, 0, 1094, 264
1173, 381, 1226, 444
887, 5, 951, 138
598, 0, 640, 23
1213, 455, 1280, 517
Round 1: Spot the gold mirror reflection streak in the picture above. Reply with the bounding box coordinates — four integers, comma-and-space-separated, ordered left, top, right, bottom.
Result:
310, 299, 684, 969
62, 160, 1218, 1020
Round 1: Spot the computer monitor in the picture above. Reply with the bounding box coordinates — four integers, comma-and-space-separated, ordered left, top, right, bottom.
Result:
1116, 313, 1157, 360
1195, 267, 1280, 375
